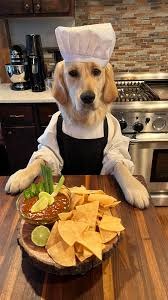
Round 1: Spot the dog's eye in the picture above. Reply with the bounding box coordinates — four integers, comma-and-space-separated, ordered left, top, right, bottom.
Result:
92, 68, 101, 76
68, 70, 79, 77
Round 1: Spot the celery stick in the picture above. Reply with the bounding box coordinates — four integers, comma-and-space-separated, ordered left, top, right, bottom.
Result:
52, 175, 65, 197
41, 164, 49, 193
47, 166, 54, 194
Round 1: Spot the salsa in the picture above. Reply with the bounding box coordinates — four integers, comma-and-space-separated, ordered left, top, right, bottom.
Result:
21, 192, 70, 223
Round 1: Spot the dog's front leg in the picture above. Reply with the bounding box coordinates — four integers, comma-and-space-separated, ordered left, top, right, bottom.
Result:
113, 162, 149, 209
5, 158, 45, 194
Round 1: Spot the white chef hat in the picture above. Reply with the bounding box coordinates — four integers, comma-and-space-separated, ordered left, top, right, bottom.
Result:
55, 23, 116, 67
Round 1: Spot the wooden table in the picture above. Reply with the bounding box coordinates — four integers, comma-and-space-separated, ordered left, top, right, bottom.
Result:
1, 175, 168, 300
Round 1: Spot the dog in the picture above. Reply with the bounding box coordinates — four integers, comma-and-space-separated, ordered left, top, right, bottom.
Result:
5, 61, 149, 209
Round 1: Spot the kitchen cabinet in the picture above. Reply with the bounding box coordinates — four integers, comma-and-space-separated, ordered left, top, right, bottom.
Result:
0, 0, 33, 16
36, 103, 58, 135
3, 125, 37, 174
0, 103, 58, 175
0, 0, 74, 17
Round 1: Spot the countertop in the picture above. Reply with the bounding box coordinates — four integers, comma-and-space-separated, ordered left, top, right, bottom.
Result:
0, 84, 55, 103
1, 175, 168, 300
0, 81, 167, 104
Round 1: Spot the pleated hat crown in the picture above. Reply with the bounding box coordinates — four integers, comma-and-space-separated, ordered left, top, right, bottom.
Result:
55, 23, 116, 67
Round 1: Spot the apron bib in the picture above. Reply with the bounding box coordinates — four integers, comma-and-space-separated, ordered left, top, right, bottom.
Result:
57, 114, 108, 175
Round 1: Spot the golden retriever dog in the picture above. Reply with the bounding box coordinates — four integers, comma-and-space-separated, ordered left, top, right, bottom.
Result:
5, 61, 149, 209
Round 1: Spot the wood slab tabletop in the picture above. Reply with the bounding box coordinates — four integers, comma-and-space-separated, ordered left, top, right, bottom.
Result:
1, 175, 168, 300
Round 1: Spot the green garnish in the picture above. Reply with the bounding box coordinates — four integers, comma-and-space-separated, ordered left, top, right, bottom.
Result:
52, 175, 65, 197
23, 165, 56, 200
30, 183, 37, 196
36, 182, 45, 194
41, 164, 54, 194
23, 188, 32, 199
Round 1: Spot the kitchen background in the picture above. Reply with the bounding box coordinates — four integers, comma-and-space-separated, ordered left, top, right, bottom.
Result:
0, 0, 168, 83
0, 0, 168, 204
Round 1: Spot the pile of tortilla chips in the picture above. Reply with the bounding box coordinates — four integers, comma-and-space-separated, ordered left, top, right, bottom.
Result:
46, 186, 125, 267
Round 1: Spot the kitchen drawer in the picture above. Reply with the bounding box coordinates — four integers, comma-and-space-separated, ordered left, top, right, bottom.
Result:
0, 104, 35, 125
37, 103, 58, 126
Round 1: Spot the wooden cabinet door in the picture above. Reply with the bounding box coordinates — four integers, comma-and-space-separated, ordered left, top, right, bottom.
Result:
33, 0, 73, 15
0, 0, 33, 17
36, 103, 58, 136
3, 126, 37, 174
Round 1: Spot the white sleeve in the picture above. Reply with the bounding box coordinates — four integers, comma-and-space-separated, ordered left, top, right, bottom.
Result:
28, 111, 63, 175
101, 113, 134, 175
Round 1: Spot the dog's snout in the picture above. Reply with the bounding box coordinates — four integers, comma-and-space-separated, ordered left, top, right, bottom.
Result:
80, 90, 95, 104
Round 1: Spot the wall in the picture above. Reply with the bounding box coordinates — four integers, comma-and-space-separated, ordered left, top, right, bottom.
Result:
8, 17, 75, 48
0, 20, 10, 83
75, 0, 168, 73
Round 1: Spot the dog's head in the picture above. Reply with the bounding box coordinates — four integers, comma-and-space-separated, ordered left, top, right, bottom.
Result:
52, 60, 118, 124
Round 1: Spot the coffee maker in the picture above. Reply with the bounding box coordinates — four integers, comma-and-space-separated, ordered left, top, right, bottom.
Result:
26, 34, 46, 92
5, 45, 31, 91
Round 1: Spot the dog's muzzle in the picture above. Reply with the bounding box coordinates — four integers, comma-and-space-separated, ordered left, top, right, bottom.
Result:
80, 90, 95, 104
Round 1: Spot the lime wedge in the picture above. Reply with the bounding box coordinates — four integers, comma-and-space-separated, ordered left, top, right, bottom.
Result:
39, 191, 55, 205
31, 225, 50, 247
30, 197, 49, 213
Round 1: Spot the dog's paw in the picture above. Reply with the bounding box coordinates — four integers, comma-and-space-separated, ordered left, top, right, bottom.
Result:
5, 169, 34, 194
123, 177, 149, 209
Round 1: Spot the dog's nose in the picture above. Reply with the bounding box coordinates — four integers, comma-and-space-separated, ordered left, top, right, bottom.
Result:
80, 90, 95, 104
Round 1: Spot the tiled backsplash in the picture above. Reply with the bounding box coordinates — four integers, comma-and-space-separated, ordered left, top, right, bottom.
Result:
75, 0, 168, 73
7, 1, 168, 74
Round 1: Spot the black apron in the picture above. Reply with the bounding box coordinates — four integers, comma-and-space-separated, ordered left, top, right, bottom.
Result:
57, 114, 108, 175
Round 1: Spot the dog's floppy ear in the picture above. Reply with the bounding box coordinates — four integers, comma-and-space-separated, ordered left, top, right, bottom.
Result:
103, 63, 118, 103
52, 61, 68, 105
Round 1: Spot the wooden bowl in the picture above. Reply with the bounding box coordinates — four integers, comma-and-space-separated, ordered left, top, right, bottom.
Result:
18, 220, 120, 276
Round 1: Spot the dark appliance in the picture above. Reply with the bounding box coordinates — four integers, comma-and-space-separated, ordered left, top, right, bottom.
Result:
5, 45, 31, 91
26, 34, 46, 92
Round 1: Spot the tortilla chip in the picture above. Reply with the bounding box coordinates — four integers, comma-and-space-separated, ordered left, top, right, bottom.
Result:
45, 221, 60, 250
58, 211, 74, 221
58, 220, 88, 246
74, 242, 83, 254
70, 193, 85, 210
77, 230, 102, 260
98, 208, 112, 217
75, 246, 93, 262
70, 186, 104, 195
45, 184, 124, 267
99, 215, 125, 232
103, 201, 121, 208
47, 240, 76, 267
75, 201, 99, 230
99, 228, 117, 243
88, 194, 118, 208
69, 186, 87, 194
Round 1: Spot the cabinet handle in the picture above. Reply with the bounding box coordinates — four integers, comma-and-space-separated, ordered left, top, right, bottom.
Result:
7, 131, 13, 135
9, 114, 24, 118
24, 3, 30, 10
36, 3, 41, 11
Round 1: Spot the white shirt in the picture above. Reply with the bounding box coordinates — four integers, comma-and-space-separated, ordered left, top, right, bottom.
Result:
29, 111, 134, 175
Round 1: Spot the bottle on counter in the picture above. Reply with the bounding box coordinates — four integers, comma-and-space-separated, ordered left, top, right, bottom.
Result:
26, 34, 46, 92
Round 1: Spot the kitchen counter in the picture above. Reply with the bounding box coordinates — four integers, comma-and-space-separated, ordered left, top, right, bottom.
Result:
0, 79, 167, 104
0, 84, 55, 103
1, 175, 168, 300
